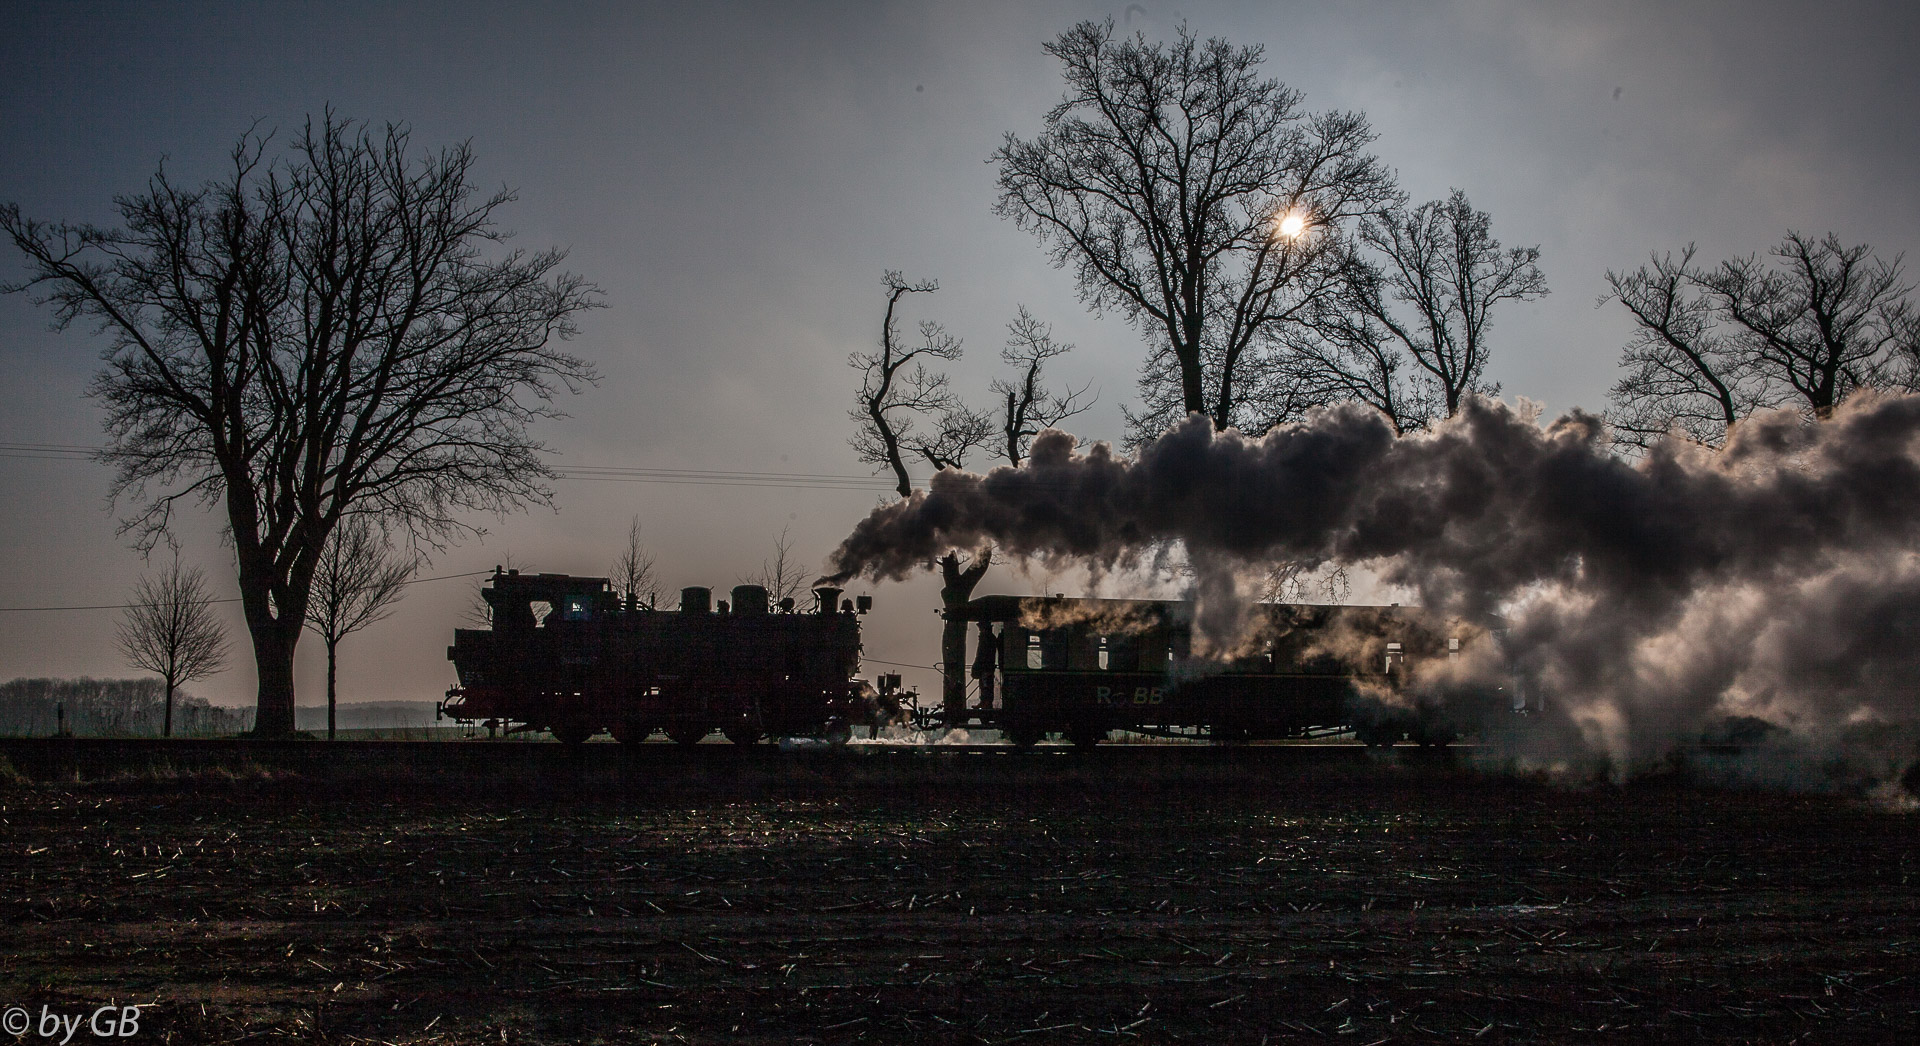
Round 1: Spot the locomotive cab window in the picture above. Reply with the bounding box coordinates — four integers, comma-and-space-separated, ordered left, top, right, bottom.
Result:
529, 600, 553, 627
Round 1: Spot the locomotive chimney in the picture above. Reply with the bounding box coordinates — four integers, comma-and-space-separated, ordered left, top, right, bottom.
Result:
813, 586, 842, 614
732, 584, 770, 615
680, 586, 711, 614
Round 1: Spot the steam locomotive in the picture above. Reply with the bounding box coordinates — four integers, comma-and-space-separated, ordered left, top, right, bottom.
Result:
442, 567, 1515, 745
440, 569, 879, 744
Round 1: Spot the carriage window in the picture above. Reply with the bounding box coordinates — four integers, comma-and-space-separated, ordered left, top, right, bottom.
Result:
1097, 635, 1108, 671
1027, 634, 1043, 670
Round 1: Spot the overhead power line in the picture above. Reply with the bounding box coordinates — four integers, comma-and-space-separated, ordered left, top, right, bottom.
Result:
0, 442, 915, 492
555, 464, 900, 491
0, 569, 493, 614
0, 442, 98, 461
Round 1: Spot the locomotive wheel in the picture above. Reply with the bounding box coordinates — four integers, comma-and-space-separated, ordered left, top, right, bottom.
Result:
608, 721, 653, 744
1067, 722, 1107, 748
822, 718, 853, 746
550, 721, 595, 745
1354, 722, 1400, 748
1212, 724, 1255, 745
1004, 721, 1045, 748
721, 722, 763, 746
666, 723, 709, 746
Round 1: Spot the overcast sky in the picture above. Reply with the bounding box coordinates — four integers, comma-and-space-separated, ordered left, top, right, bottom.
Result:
3, 0, 1916, 712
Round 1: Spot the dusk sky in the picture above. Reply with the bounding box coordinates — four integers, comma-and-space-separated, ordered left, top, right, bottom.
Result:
3, 0, 1917, 712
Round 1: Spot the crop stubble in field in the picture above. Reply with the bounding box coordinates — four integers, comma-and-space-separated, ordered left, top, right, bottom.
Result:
1, 754, 1916, 1044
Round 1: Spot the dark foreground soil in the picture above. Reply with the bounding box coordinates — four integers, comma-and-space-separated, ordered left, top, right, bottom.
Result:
1, 747, 1916, 1044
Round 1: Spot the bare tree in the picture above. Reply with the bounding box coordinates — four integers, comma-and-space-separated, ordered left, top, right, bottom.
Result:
2, 111, 600, 736
742, 526, 808, 609
303, 516, 413, 740
609, 515, 661, 609
996, 20, 1397, 441
1297, 190, 1546, 433
848, 271, 990, 494
116, 559, 230, 737
1601, 246, 1752, 448
990, 307, 1095, 466
1283, 277, 1434, 435
1605, 232, 1919, 447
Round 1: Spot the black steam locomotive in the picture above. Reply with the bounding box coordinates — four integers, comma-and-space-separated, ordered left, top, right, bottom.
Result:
440, 569, 877, 744
443, 567, 1515, 745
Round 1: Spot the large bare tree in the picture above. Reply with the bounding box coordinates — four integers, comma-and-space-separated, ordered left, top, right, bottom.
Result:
303, 516, 413, 740
3, 112, 600, 736
996, 19, 1397, 441
1605, 232, 1919, 448
848, 271, 989, 494
1291, 190, 1546, 434
116, 559, 230, 738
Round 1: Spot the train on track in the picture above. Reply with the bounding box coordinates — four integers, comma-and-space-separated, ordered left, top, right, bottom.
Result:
440, 567, 1519, 746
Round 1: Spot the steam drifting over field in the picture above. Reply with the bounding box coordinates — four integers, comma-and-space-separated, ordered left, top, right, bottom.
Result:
827, 395, 1920, 776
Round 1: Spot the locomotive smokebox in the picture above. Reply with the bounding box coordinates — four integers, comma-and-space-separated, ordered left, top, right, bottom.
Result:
732, 584, 770, 615
813, 586, 843, 615
681, 586, 711, 614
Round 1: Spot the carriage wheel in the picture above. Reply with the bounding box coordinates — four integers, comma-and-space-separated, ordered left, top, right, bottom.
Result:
608, 721, 653, 744
721, 722, 763, 746
666, 722, 709, 746
1004, 721, 1046, 748
550, 721, 595, 745
1067, 722, 1107, 748
822, 718, 853, 746
1354, 722, 1400, 748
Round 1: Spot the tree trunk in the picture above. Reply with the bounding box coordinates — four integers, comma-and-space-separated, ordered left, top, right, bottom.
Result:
250, 623, 300, 738
234, 529, 312, 739
163, 676, 175, 738
938, 550, 992, 728
326, 638, 339, 741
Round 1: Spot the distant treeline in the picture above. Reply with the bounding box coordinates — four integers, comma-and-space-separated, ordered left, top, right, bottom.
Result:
0, 677, 253, 737
293, 701, 440, 731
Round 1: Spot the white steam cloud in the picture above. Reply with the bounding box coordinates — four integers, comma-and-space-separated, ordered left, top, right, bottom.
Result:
828, 395, 1920, 782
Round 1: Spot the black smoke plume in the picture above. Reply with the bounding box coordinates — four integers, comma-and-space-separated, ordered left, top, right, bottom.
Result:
827, 395, 1920, 776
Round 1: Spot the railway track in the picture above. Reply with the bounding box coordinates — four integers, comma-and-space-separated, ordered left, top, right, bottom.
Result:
0, 736, 1459, 787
